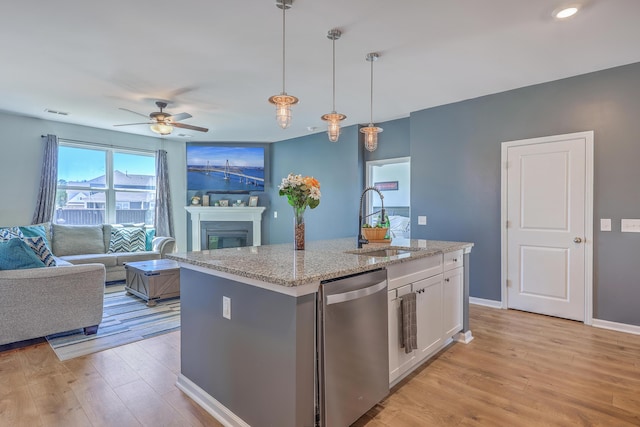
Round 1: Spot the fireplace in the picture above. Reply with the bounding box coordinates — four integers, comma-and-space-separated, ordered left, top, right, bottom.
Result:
201, 221, 252, 249
185, 206, 266, 251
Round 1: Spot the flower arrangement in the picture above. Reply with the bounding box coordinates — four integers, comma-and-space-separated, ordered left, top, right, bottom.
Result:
279, 173, 321, 250
278, 173, 321, 210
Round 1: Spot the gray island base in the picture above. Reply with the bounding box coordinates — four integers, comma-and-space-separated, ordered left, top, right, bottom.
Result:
167, 238, 473, 427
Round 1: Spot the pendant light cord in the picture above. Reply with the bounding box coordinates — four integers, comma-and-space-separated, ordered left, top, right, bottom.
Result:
369, 57, 374, 124
332, 36, 336, 112
281, 2, 286, 94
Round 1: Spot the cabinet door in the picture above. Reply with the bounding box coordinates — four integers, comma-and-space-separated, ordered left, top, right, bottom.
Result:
413, 275, 443, 360
443, 267, 463, 338
388, 286, 416, 384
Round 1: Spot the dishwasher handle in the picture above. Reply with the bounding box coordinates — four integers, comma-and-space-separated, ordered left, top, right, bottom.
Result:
326, 280, 387, 305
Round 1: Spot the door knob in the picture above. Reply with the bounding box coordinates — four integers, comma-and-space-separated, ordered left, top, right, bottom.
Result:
574, 237, 583, 243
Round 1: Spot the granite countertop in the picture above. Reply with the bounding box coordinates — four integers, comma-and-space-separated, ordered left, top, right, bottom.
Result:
167, 238, 473, 288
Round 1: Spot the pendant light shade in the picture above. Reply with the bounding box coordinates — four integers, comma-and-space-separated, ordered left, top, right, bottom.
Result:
360, 52, 382, 152
268, 0, 298, 129
321, 29, 346, 142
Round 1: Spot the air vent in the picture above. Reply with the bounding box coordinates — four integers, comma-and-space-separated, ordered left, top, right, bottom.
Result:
177, 134, 192, 138
44, 109, 70, 116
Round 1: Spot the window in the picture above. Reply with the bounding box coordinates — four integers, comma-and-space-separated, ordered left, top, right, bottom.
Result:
55, 144, 156, 226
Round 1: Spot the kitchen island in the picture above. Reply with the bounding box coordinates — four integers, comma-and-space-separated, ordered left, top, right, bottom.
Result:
167, 238, 473, 427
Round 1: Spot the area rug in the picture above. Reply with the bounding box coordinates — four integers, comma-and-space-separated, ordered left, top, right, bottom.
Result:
46, 284, 180, 361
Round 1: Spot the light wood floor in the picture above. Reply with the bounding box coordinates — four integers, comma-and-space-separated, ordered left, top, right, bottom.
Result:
1, 305, 639, 426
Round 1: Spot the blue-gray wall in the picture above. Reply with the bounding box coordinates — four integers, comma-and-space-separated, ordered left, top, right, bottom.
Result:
272, 62, 640, 327
265, 125, 363, 245
410, 62, 640, 325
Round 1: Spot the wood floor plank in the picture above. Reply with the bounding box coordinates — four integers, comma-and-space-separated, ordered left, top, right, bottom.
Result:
2, 304, 640, 426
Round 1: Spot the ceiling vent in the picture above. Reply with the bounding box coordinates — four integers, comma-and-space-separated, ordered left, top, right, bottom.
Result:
44, 109, 70, 116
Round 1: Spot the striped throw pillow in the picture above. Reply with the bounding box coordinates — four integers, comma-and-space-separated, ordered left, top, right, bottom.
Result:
22, 236, 57, 267
108, 227, 146, 253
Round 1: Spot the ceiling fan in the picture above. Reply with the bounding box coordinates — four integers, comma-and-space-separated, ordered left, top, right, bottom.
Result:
114, 101, 208, 135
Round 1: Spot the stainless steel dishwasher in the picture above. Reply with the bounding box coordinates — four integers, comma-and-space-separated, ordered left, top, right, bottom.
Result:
317, 268, 389, 427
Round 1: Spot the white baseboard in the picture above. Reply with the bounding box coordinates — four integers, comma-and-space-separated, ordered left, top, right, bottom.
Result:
454, 330, 474, 344
176, 374, 250, 427
592, 318, 640, 336
469, 297, 503, 309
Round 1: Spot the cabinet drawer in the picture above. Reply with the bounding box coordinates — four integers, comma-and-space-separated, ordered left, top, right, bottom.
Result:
443, 250, 463, 271
387, 254, 443, 290
388, 284, 413, 300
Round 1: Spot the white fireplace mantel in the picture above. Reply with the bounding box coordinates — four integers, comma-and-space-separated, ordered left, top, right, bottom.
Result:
185, 206, 266, 251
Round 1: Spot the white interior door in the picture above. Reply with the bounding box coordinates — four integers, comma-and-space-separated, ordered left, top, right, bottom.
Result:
503, 132, 593, 322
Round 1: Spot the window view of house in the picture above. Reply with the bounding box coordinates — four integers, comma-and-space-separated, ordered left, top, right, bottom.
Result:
56, 145, 156, 225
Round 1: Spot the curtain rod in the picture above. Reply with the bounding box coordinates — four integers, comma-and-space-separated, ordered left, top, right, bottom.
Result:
41, 135, 157, 155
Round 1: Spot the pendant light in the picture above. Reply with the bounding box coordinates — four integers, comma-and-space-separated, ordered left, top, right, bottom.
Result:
360, 52, 383, 152
268, 0, 298, 129
321, 29, 346, 142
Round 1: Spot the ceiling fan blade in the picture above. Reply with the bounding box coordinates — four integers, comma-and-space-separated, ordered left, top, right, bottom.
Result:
118, 107, 149, 118
169, 112, 192, 122
173, 122, 208, 132
113, 122, 152, 127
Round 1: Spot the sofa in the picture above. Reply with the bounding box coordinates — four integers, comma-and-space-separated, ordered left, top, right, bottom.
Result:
49, 223, 176, 282
0, 260, 106, 346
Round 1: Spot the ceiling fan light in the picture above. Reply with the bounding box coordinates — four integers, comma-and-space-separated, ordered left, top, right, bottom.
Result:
360, 125, 383, 152
150, 123, 173, 135
321, 112, 347, 142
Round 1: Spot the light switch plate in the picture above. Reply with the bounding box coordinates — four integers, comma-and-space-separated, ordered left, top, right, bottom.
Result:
223, 296, 231, 319
600, 218, 612, 232
418, 216, 427, 226
621, 219, 640, 233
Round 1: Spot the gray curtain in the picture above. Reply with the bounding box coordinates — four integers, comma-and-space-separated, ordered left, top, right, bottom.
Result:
154, 149, 174, 238
31, 134, 59, 224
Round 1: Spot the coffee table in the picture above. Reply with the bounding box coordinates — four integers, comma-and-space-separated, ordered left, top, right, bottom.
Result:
125, 259, 180, 306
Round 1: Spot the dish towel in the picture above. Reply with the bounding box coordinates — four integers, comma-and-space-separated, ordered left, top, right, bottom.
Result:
401, 292, 418, 354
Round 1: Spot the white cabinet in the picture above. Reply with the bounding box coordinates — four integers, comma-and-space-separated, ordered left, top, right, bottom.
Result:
413, 274, 444, 359
442, 266, 463, 338
387, 250, 466, 386
388, 285, 416, 383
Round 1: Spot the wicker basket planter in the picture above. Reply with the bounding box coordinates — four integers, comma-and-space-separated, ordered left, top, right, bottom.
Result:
361, 227, 388, 240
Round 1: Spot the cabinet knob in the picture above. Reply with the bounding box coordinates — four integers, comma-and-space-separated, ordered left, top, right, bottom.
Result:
573, 237, 583, 243
452, 258, 458, 262
445, 278, 450, 282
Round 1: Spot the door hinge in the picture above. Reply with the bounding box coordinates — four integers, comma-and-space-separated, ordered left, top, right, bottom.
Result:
506, 220, 510, 229
506, 279, 512, 288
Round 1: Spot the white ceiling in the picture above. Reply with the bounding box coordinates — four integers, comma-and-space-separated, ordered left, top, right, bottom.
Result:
1, 0, 639, 143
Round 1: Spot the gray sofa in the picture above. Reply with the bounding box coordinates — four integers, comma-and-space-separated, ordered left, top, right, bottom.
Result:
50, 223, 176, 282
0, 261, 106, 346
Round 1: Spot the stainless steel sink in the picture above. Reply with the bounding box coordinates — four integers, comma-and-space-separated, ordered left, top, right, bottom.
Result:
359, 249, 414, 258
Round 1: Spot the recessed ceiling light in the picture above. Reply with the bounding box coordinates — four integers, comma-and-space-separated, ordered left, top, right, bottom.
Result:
553, 4, 580, 19
307, 126, 318, 132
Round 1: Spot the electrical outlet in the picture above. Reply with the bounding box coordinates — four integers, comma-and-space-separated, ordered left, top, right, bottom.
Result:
274, 211, 278, 219
418, 216, 427, 226
223, 296, 231, 319
600, 218, 611, 232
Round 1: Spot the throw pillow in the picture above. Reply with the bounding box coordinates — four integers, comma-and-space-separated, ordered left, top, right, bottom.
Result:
145, 228, 156, 251
19, 223, 53, 250
0, 226, 24, 241
0, 238, 46, 270
22, 236, 57, 267
108, 227, 146, 253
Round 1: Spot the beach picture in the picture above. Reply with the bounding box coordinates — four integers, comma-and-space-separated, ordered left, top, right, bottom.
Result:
187, 145, 265, 193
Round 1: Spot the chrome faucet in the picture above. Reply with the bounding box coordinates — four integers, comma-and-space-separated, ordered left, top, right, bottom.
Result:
358, 186, 386, 248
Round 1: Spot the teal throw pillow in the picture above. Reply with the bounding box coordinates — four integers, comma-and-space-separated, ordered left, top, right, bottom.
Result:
19, 223, 52, 249
145, 228, 156, 251
0, 238, 46, 270
0, 226, 24, 241
22, 236, 57, 267
108, 227, 146, 253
